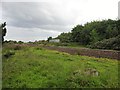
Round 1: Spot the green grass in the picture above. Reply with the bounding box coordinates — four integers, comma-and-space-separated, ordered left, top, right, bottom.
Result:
2, 45, 119, 88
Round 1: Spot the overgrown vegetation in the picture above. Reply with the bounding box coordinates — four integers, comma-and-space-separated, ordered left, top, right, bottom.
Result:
90, 35, 120, 50
2, 19, 120, 88
2, 44, 119, 88
56, 19, 120, 50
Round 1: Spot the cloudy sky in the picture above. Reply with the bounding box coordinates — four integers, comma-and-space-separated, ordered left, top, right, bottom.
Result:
1, 0, 120, 42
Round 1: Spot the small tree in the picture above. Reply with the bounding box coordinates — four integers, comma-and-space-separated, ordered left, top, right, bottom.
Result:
47, 37, 52, 42
18, 41, 24, 44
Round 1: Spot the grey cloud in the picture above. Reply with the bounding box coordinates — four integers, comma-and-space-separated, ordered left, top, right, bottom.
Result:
2, 2, 74, 32
2, 1, 117, 42
5, 26, 61, 42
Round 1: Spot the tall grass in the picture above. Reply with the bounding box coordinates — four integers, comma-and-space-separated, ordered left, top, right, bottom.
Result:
2, 45, 119, 88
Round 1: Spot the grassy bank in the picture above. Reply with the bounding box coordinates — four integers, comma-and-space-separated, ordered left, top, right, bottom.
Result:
2, 44, 119, 88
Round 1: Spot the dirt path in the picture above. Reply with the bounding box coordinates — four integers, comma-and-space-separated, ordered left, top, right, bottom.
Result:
44, 46, 120, 60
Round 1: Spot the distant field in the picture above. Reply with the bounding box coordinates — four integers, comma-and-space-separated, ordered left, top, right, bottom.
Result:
2, 44, 119, 88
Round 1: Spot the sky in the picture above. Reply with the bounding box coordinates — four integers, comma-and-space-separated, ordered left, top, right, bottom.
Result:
1, 0, 120, 42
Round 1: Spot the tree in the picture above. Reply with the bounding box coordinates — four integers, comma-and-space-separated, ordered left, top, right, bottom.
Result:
71, 24, 91, 45
56, 19, 120, 47
57, 32, 72, 43
116, 20, 120, 35
47, 37, 52, 42
71, 25, 83, 42
90, 29, 99, 44
0, 22, 7, 43
106, 25, 113, 38
18, 41, 24, 44
78, 29, 91, 45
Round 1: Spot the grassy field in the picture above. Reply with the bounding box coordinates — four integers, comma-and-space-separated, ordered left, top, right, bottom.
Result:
2, 44, 119, 88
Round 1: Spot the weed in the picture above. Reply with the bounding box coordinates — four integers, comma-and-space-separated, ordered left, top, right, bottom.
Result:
3, 50, 15, 58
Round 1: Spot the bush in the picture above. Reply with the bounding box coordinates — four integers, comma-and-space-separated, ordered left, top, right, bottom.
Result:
3, 50, 15, 58
13, 45, 22, 50
2, 44, 23, 50
90, 35, 120, 50
58, 43, 70, 46
47, 42, 70, 47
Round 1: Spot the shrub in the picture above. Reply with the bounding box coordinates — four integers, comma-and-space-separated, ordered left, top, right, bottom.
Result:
55, 43, 70, 46
13, 45, 22, 50
90, 35, 120, 50
35, 47, 43, 50
3, 50, 15, 58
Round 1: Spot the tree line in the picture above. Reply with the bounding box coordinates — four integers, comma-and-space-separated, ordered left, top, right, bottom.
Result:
1, 19, 120, 50
56, 19, 120, 50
